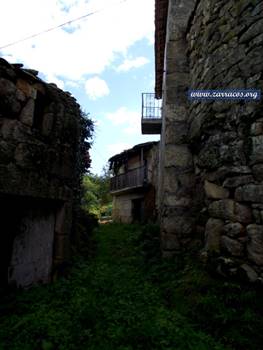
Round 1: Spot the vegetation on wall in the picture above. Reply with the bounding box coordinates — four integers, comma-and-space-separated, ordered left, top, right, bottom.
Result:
71, 110, 97, 252
75, 110, 94, 198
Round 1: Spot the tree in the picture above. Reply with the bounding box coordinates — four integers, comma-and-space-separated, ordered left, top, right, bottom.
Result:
81, 165, 112, 218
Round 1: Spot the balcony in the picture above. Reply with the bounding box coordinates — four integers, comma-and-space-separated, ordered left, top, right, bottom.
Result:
141, 93, 162, 134
110, 166, 147, 194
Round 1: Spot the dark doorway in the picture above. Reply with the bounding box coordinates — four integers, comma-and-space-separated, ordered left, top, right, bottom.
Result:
0, 199, 20, 288
132, 198, 144, 223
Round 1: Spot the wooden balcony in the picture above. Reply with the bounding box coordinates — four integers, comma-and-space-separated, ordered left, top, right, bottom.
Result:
110, 166, 147, 194
141, 93, 162, 134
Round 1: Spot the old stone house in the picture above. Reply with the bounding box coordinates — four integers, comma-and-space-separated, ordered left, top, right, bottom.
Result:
143, 0, 263, 282
109, 141, 159, 223
0, 58, 85, 288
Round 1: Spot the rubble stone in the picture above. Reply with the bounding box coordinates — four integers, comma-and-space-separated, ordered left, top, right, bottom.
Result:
204, 218, 224, 254
235, 185, 263, 203
247, 225, 263, 265
0, 57, 86, 288
159, 0, 263, 280
204, 180, 229, 199
221, 236, 244, 257
239, 264, 258, 283
224, 223, 244, 238
208, 200, 252, 224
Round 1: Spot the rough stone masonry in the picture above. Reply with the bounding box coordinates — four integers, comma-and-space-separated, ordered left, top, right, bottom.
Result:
0, 58, 84, 288
157, 0, 263, 283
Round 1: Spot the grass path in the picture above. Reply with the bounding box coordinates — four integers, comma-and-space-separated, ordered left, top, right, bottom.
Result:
0, 223, 262, 349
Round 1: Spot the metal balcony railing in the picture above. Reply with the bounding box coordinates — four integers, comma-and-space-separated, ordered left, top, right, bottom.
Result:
142, 93, 162, 119
110, 166, 147, 192
141, 93, 162, 134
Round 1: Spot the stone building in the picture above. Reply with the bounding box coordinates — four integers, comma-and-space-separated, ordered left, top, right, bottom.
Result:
109, 141, 159, 223
147, 0, 263, 281
0, 58, 85, 288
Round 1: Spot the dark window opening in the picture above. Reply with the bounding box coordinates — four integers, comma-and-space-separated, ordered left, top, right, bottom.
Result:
33, 91, 48, 130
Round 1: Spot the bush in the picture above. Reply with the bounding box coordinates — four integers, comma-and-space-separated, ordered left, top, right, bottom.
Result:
137, 223, 161, 263
73, 208, 98, 257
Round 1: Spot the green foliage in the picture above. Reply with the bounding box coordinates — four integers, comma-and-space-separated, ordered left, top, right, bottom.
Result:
138, 226, 263, 350
1, 224, 262, 350
73, 208, 98, 257
82, 175, 101, 215
81, 166, 112, 218
73, 109, 94, 221
78, 110, 94, 175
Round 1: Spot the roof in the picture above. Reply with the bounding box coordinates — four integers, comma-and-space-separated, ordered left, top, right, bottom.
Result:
108, 141, 159, 168
155, 0, 169, 99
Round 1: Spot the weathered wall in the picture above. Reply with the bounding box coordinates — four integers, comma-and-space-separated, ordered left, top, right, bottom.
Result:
112, 193, 145, 223
147, 143, 160, 219
9, 206, 55, 287
188, 0, 263, 281
0, 58, 83, 287
158, 0, 197, 256
159, 0, 263, 281
112, 143, 159, 223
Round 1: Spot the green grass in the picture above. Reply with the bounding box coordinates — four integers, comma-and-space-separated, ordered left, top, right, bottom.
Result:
0, 223, 262, 350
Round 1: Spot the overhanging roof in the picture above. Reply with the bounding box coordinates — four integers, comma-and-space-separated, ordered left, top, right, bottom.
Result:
155, 0, 168, 99
108, 141, 159, 169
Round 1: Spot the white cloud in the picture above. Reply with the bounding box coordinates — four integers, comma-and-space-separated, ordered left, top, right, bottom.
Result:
106, 106, 140, 135
116, 56, 150, 72
85, 76, 110, 100
0, 0, 154, 83
65, 80, 80, 88
45, 74, 65, 90
106, 106, 130, 125
123, 124, 139, 135
107, 142, 133, 156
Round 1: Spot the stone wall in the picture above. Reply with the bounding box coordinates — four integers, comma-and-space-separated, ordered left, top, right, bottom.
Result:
158, 0, 197, 256
0, 58, 83, 287
159, 0, 263, 281
112, 193, 145, 223
188, 0, 263, 281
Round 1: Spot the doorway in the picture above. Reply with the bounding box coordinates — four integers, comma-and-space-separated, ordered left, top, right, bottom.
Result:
0, 195, 56, 288
132, 198, 144, 223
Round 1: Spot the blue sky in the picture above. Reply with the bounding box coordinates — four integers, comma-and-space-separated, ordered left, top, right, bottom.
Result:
0, 0, 159, 174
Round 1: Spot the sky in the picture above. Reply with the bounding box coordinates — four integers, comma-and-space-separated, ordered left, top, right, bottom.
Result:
0, 0, 159, 174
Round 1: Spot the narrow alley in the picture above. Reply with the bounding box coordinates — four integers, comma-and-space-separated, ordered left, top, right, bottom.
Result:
1, 223, 262, 350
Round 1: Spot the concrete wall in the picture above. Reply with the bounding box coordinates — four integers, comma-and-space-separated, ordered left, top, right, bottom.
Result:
159, 0, 263, 281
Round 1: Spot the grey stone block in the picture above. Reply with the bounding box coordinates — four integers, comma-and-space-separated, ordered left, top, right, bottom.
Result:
247, 224, 263, 266
221, 236, 244, 257
208, 199, 252, 224
204, 218, 224, 254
